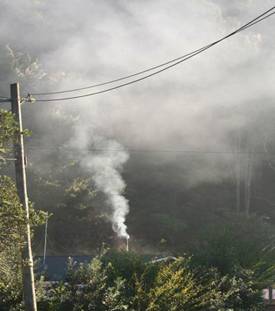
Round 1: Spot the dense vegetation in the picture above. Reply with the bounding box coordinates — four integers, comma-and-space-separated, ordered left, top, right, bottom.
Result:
37, 251, 265, 311
1, 108, 275, 309
0, 110, 46, 310
0, 1, 275, 309
1, 54, 275, 310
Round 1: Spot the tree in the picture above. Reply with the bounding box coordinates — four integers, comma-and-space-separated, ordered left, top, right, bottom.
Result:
37, 252, 265, 311
38, 254, 129, 311
0, 109, 46, 310
192, 213, 275, 278
0, 109, 18, 162
147, 258, 222, 311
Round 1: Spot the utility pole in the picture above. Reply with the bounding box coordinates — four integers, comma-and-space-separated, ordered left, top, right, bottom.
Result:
10, 83, 37, 311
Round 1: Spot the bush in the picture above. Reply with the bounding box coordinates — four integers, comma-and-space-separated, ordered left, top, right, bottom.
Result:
37, 252, 264, 311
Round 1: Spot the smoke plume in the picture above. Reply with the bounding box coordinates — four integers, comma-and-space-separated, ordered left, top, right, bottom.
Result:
69, 126, 130, 239
0, 0, 275, 238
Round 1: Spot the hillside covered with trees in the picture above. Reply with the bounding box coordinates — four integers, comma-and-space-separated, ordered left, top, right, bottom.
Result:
1, 0, 275, 310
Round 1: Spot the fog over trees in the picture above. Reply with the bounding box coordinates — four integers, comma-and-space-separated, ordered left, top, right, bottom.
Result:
1, 1, 275, 309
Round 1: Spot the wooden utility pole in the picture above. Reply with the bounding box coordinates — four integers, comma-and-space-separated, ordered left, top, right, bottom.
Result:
10, 83, 37, 311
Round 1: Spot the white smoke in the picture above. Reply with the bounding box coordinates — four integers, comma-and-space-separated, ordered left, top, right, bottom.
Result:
69, 127, 130, 239
1, 0, 275, 228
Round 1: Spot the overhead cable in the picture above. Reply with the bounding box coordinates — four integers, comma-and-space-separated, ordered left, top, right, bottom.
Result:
31, 7, 275, 97
26, 145, 275, 156
31, 7, 275, 102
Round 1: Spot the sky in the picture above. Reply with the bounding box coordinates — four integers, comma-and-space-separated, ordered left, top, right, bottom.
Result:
0, 0, 275, 236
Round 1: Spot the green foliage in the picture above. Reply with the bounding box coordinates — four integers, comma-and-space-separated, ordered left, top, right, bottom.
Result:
102, 250, 146, 283
0, 107, 272, 310
0, 109, 30, 163
0, 109, 18, 158
0, 175, 47, 249
217, 268, 264, 311
0, 246, 23, 311
37, 252, 264, 311
39, 255, 129, 311
0, 175, 47, 310
0, 109, 46, 309
34, 174, 113, 254
192, 213, 275, 281
0, 176, 25, 250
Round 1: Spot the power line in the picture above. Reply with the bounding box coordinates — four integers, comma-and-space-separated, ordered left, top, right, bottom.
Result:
25, 145, 275, 156
30, 48, 208, 96
31, 7, 275, 96
0, 157, 16, 161
0, 97, 10, 103
29, 6, 275, 102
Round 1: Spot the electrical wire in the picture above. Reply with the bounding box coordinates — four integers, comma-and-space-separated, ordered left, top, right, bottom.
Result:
31, 7, 275, 96
31, 46, 212, 96
0, 96, 10, 103
0, 157, 16, 161
25, 145, 275, 156
30, 6, 275, 101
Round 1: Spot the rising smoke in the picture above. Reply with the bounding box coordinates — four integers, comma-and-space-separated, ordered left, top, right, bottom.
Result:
0, 0, 275, 238
69, 125, 130, 239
